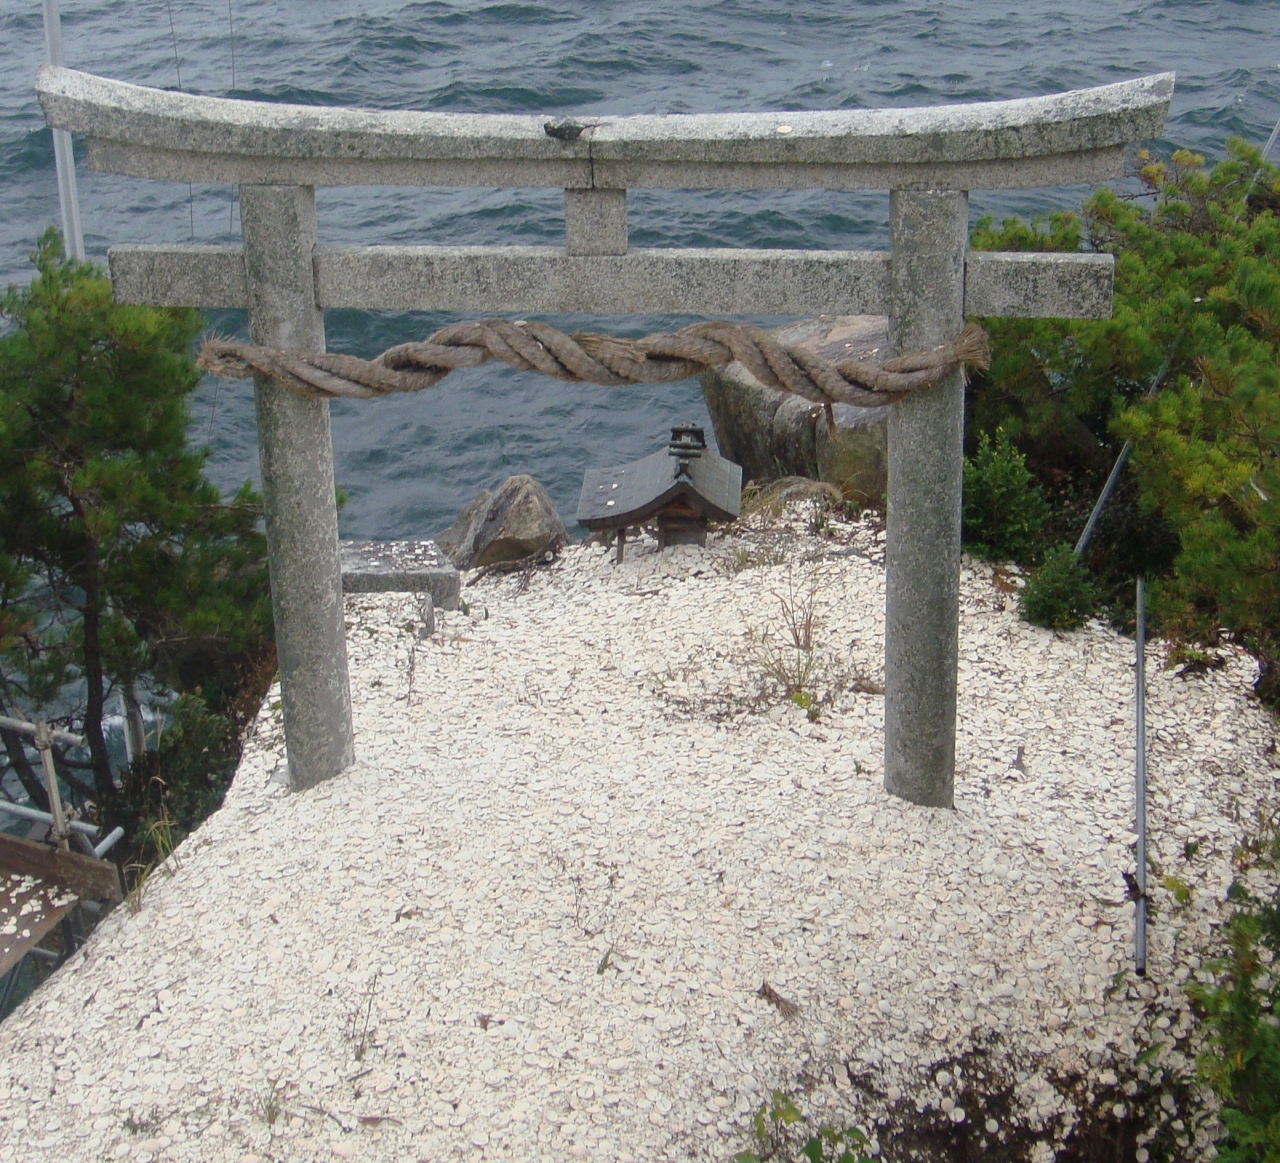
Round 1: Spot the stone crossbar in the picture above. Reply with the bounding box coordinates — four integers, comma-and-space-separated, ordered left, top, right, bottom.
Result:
38, 66, 1172, 192
109, 245, 1113, 319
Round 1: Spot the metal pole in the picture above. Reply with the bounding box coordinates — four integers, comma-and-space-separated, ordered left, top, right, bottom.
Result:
1074, 442, 1132, 558
33, 719, 70, 850
1262, 113, 1280, 163
0, 714, 84, 748
41, 0, 85, 261
0, 962, 22, 1017
93, 825, 125, 858
1135, 577, 1148, 977
1073, 344, 1180, 559
0, 800, 99, 838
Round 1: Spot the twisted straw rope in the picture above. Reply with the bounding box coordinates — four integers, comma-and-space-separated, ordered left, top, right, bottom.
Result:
198, 319, 990, 408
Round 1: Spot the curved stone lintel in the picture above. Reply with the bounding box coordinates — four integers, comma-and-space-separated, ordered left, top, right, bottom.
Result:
37, 66, 1172, 191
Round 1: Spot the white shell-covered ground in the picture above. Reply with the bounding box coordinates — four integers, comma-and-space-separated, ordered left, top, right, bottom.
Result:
0, 507, 1276, 1163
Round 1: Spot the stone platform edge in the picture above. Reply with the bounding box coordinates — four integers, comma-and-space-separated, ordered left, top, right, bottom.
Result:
339, 540, 460, 610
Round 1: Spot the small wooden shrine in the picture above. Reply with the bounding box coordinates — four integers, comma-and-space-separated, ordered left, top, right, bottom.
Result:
576, 424, 742, 561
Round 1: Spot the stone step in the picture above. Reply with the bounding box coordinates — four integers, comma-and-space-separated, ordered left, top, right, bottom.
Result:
339, 540, 460, 610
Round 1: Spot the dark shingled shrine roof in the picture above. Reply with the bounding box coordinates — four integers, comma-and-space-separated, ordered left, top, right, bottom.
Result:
576, 436, 742, 531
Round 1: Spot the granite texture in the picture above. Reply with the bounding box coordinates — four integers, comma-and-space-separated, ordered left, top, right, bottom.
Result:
108, 245, 1113, 319
242, 185, 355, 792
39, 65, 1171, 190
339, 541, 459, 612
312, 246, 892, 316
964, 251, 1115, 319
564, 188, 628, 256
883, 190, 969, 809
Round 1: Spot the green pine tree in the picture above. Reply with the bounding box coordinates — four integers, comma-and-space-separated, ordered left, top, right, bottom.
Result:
0, 231, 271, 807
969, 141, 1280, 677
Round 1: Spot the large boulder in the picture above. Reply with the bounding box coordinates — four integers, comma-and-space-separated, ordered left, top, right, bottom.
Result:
435, 475, 568, 570
700, 315, 890, 507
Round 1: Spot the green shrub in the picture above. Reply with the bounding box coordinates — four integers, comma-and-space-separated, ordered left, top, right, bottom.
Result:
1018, 546, 1097, 630
969, 141, 1280, 682
0, 232, 274, 876
1189, 820, 1280, 1163
734, 1090, 872, 1163
962, 427, 1051, 563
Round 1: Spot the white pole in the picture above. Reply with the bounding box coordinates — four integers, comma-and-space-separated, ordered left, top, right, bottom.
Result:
41, 0, 85, 261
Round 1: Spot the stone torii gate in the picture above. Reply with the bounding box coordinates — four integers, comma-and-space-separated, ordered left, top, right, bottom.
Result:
37, 67, 1171, 804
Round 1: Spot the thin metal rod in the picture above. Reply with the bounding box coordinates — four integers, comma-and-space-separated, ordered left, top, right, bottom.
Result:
41, 0, 84, 260
0, 715, 85, 748
1073, 343, 1181, 558
93, 826, 125, 858
1263, 113, 1280, 163
1074, 441, 1132, 557
1135, 576, 1148, 977
0, 800, 99, 837
0, 962, 21, 1016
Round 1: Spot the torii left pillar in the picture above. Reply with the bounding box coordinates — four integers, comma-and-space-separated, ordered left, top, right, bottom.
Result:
241, 185, 354, 790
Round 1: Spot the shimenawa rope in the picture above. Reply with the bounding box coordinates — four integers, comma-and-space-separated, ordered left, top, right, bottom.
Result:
198, 319, 990, 409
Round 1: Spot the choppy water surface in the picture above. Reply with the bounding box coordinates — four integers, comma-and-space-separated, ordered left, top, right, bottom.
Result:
2, 1, 1277, 536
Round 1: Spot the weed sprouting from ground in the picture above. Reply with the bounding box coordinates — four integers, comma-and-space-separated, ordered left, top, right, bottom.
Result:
750, 567, 882, 719
252, 1077, 284, 1126
552, 855, 620, 938
124, 802, 181, 915
345, 972, 380, 1063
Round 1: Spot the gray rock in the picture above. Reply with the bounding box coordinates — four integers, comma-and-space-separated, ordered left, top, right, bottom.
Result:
435, 490, 493, 568
436, 476, 569, 570
339, 541, 459, 611
700, 315, 890, 506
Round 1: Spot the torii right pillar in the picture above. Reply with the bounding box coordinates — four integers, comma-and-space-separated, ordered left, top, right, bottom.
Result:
884, 189, 969, 808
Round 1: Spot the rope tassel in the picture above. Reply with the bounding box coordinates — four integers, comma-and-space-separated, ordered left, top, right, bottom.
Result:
197, 320, 990, 408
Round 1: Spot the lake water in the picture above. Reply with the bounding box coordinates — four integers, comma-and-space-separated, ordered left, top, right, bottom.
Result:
2, 0, 1277, 537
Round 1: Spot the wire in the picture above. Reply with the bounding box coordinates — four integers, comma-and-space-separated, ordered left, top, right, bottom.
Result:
164, 0, 182, 88
163, 0, 195, 241
1263, 112, 1280, 163
1073, 338, 1183, 558
227, 0, 236, 90
227, 0, 237, 237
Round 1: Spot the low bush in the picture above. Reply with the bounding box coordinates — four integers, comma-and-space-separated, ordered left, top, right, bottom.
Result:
968, 140, 1280, 679
962, 427, 1051, 564
1189, 818, 1280, 1163
1018, 546, 1097, 630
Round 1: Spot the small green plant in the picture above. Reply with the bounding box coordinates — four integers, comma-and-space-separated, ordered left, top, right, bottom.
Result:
1188, 815, 1280, 1163
807, 500, 831, 537
253, 1077, 284, 1126
734, 1089, 803, 1162
734, 1090, 873, 1163
789, 688, 821, 721
1018, 546, 1097, 630
797, 1124, 873, 1163
123, 800, 181, 915
962, 427, 1051, 564
725, 543, 790, 574
754, 571, 822, 708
